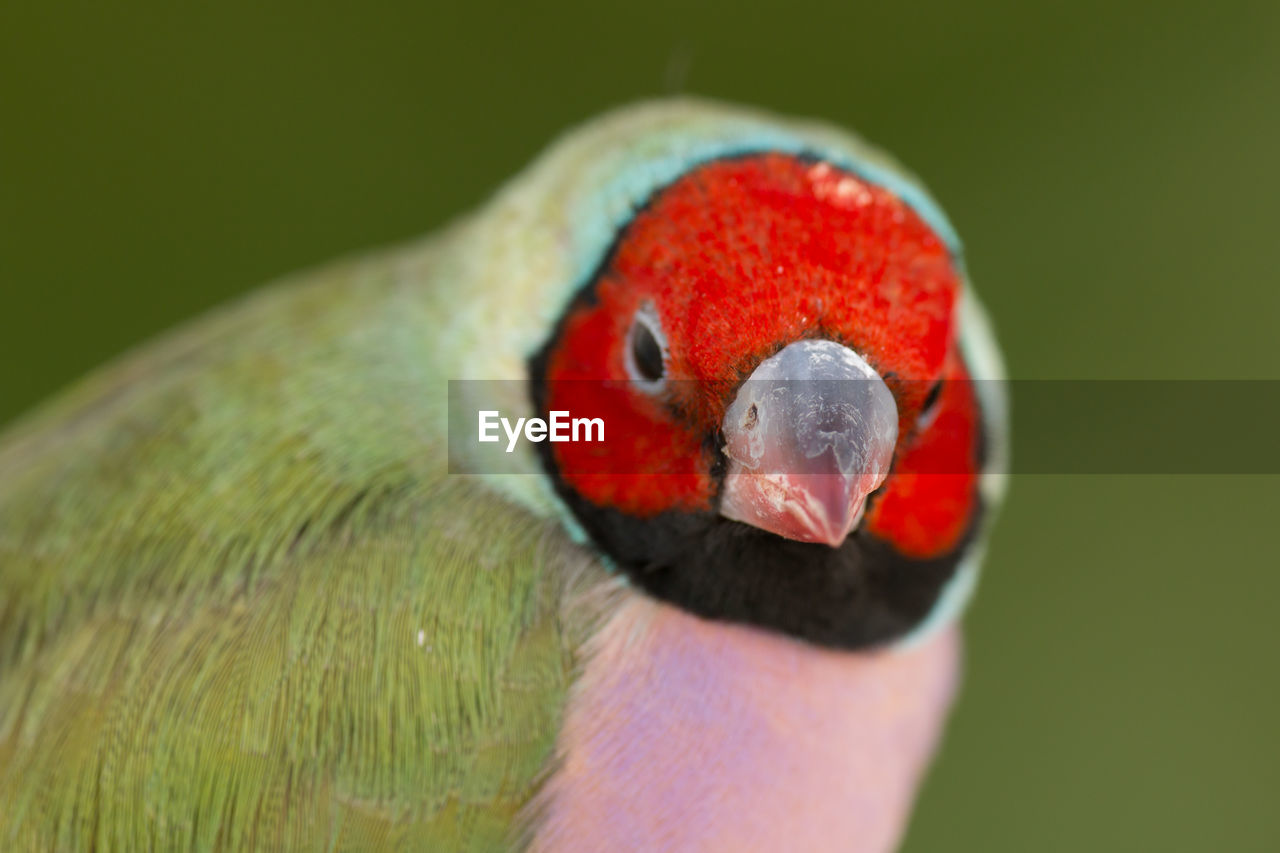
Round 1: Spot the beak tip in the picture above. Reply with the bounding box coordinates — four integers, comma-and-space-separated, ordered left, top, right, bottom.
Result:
719, 471, 871, 548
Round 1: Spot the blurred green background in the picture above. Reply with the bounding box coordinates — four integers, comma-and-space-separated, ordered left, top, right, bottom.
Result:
2, 1, 1277, 849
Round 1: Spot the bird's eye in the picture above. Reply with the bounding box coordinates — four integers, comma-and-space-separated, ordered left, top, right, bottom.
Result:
626, 306, 667, 389
918, 380, 944, 427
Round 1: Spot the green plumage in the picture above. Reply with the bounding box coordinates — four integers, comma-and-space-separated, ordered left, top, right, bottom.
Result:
0, 249, 601, 849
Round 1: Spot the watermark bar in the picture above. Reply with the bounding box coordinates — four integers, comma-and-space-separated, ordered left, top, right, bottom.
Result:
447, 380, 1280, 475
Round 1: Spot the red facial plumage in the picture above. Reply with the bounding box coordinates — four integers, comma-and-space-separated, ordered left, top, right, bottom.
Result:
540, 153, 980, 558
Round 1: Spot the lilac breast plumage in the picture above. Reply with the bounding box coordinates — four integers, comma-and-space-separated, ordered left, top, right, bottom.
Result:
531, 598, 961, 852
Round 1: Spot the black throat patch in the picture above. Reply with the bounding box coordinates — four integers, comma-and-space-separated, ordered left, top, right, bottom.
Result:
526, 366, 984, 652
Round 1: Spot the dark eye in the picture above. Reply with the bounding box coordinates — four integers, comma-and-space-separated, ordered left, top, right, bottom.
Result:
627, 309, 667, 386
919, 380, 944, 422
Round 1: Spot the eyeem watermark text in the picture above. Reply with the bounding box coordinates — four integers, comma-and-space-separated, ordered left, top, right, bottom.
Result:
478, 410, 605, 453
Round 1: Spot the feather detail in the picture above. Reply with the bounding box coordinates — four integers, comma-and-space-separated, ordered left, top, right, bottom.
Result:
0, 252, 607, 849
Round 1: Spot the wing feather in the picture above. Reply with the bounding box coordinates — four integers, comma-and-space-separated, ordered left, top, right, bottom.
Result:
0, 250, 601, 850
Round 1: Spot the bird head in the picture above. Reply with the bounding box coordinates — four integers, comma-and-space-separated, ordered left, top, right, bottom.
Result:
447, 100, 1007, 650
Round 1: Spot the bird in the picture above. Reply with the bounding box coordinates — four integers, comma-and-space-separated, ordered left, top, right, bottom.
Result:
0, 98, 1007, 851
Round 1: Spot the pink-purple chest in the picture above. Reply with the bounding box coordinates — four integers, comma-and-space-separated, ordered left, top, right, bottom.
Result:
531, 598, 960, 852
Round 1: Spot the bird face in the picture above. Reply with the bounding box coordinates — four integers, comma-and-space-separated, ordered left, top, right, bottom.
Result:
531, 152, 990, 650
